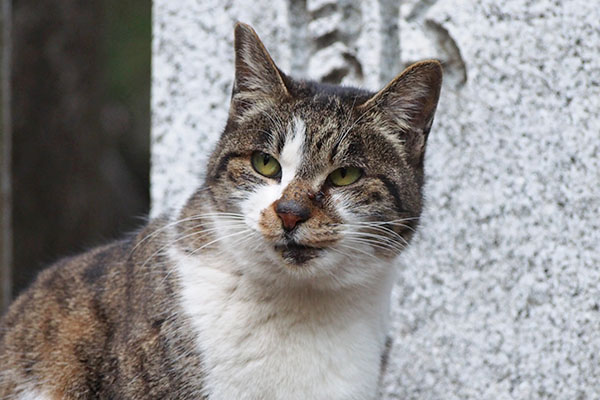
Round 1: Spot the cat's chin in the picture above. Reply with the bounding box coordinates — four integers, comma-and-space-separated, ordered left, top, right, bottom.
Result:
274, 242, 323, 266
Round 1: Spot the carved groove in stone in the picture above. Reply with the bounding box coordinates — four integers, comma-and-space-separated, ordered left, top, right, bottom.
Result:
404, 0, 437, 21
305, 0, 363, 85
425, 19, 467, 88
288, 0, 310, 76
401, 0, 467, 89
378, 0, 400, 84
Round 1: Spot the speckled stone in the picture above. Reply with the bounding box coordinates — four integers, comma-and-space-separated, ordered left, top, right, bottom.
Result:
385, 1, 600, 399
152, 1, 600, 398
151, 0, 292, 215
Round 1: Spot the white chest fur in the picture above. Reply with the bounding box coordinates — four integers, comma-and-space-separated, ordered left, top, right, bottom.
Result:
171, 247, 392, 400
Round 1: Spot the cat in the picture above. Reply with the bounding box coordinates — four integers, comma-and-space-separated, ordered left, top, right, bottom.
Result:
0, 22, 442, 400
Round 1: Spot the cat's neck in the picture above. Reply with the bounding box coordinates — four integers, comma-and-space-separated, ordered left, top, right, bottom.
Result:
170, 239, 395, 320
169, 243, 394, 400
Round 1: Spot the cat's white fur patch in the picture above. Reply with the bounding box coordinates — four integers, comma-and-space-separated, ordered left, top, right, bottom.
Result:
278, 116, 305, 184
171, 245, 392, 400
242, 116, 305, 230
17, 389, 52, 400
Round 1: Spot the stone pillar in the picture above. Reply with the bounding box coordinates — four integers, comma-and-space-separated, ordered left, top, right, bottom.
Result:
0, 0, 11, 314
152, 1, 600, 398
385, 1, 600, 398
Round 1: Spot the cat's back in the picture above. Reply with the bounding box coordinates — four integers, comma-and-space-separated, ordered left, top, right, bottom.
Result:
0, 220, 205, 400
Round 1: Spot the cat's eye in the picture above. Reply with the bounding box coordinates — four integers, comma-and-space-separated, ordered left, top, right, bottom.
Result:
328, 167, 362, 187
251, 151, 281, 178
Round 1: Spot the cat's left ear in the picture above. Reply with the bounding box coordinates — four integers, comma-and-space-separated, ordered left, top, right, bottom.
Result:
232, 22, 289, 98
359, 61, 442, 165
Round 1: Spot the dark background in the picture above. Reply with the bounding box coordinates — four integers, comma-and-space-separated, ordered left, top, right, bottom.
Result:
10, 0, 151, 297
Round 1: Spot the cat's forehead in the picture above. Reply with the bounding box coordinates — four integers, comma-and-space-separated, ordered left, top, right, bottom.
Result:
286, 91, 369, 146
272, 115, 369, 181
292, 82, 371, 119
292, 98, 348, 144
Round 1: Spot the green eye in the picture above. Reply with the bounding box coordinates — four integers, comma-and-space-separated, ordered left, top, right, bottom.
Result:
251, 151, 281, 178
329, 167, 362, 186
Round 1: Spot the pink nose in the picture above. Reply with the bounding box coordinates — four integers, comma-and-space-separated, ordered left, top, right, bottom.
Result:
275, 200, 310, 231
277, 212, 304, 231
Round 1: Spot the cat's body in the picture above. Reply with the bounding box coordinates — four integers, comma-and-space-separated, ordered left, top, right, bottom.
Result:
0, 223, 205, 399
0, 23, 442, 400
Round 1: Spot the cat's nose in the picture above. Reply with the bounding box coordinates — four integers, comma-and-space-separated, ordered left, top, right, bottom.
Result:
275, 200, 311, 231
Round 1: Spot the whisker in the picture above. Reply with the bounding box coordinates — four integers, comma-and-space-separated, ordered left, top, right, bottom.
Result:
343, 235, 405, 253
188, 229, 254, 257
344, 236, 405, 254
138, 221, 249, 270
342, 224, 410, 247
336, 243, 379, 261
130, 212, 247, 254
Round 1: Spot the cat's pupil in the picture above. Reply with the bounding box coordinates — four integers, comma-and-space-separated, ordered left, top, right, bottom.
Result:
262, 154, 270, 165
340, 168, 347, 178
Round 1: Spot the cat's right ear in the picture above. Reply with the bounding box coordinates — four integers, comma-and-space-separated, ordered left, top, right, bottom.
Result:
232, 23, 289, 99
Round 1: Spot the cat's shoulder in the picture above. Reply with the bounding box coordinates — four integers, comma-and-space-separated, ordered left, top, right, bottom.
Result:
0, 216, 172, 332
0, 216, 195, 399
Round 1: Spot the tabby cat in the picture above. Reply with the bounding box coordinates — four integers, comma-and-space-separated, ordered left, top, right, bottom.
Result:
0, 23, 442, 400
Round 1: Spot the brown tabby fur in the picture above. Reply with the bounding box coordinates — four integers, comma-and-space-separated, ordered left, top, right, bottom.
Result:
0, 23, 441, 399
0, 219, 206, 399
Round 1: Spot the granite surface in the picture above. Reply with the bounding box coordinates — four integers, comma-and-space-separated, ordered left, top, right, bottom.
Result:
152, 1, 600, 397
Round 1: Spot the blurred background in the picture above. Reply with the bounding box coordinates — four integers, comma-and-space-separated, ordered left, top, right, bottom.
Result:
1, 0, 151, 309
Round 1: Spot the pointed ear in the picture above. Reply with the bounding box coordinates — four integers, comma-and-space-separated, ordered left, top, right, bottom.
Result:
233, 22, 289, 98
358, 60, 442, 164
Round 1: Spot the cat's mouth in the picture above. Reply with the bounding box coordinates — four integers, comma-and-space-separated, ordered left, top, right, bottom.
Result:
273, 241, 323, 265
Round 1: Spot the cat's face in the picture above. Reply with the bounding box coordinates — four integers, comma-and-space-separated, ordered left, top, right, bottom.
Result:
179, 24, 442, 289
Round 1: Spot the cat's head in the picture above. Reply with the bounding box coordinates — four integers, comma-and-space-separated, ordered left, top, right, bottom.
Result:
178, 23, 442, 289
